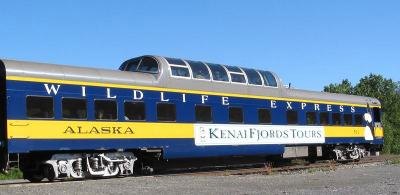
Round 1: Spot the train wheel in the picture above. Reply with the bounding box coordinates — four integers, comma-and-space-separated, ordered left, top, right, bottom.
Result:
307, 157, 317, 163
23, 171, 44, 183
43, 164, 56, 182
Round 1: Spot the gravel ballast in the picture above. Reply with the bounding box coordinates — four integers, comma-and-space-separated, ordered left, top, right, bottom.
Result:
0, 163, 398, 195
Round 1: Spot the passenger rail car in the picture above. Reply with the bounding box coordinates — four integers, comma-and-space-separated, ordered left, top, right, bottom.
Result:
0, 55, 383, 182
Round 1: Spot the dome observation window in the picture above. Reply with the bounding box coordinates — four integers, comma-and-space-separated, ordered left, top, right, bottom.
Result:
171, 66, 190, 77
206, 63, 229, 82
259, 70, 278, 87
123, 58, 141, 72
187, 60, 211, 80
136, 57, 159, 73
225, 65, 246, 84
165, 57, 187, 66
242, 68, 263, 85
166, 57, 191, 78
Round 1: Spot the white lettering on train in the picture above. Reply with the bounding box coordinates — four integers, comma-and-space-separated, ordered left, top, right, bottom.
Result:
339, 105, 344, 112
41, 83, 357, 112
106, 88, 116, 99
81, 86, 86, 97
44, 84, 61, 95
133, 90, 143, 100
327, 104, 332, 112
301, 102, 307, 110
160, 92, 169, 102
271, 100, 277, 108
222, 97, 229, 105
201, 95, 208, 104
182, 93, 186, 103
314, 104, 320, 111
286, 102, 293, 110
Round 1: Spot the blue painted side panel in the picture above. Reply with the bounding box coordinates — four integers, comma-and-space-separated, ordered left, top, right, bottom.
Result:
7, 139, 284, 159
5, 80, 383, 157
325, 137, 383, 145
6, 80, 369, 125
8, 137, 383, 157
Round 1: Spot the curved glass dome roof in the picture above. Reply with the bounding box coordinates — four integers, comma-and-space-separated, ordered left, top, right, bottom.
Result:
165, 57, 279, 87
120, 56, 279, 87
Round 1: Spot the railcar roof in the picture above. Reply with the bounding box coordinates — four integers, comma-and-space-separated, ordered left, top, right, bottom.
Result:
0, 56, 381, 107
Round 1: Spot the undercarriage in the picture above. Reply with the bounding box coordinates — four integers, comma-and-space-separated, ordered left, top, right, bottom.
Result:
332, 145, 367, 161
21, 152, 137, 182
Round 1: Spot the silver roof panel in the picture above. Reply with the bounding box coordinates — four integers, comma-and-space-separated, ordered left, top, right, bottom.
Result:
1, 56, 381, 106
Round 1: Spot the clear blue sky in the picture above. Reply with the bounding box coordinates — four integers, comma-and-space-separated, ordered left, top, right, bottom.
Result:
1, 1, 399, 91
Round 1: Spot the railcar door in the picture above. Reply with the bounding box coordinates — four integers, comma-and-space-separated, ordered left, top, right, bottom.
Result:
0, 60, 7, 171
372, 107, 383, 138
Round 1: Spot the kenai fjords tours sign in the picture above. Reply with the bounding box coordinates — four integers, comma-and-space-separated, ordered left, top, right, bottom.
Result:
194, 124, 325, 146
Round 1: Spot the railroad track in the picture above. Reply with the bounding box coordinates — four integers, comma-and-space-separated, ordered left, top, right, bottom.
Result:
158, 155, 396, 177
0, 155, 397, 186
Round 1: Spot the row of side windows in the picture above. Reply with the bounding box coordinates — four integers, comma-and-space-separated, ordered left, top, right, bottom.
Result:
27, 96, 166, 121
26, 96, 272, 123
287, 111, 363, 126
26, 96, 363, 126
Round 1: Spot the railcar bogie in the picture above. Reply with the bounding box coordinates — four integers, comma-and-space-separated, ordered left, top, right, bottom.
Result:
20, 152, 137, 182
332, 145, 367, 162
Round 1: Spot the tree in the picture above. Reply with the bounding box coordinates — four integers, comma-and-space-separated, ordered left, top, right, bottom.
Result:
324, 74, 400, 154
323, 79, 354, 94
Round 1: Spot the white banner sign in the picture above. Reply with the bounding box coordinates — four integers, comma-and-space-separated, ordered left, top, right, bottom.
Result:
194, 124, 325, 146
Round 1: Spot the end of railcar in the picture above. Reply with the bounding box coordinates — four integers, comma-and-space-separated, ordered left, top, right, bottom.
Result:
0, 59, 8, 172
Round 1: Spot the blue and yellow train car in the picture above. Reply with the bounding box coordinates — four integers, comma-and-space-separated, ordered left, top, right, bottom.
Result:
0, 55, 383, 182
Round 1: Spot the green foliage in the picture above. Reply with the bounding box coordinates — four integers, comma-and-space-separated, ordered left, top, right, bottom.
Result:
324, 74, 400, 154
324, 79, 354, 94
0, 168, 23, 180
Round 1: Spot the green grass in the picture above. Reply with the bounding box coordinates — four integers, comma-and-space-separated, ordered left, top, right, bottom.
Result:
0, 168, 23, 180
389, 157, 400, 165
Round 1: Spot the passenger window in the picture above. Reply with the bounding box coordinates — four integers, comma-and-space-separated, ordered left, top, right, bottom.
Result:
157, 103, 176, 121
171, 66, 190, 77
187, 61, 210, 80
260, 71, 278, 87
242, 68, 262, 85
195, 105, 212, 122
206, 63, 229, 82
137, 57, 159, 73
306, 112, 317, 125
354, 114, 363, 126
124, 101, 146, 121
62, 98, 87, 119
319, 112, 329, 125
95, 100, 117, 120
26, 96, 54, 118
332, 113, 341, 125
286, 110, 298, 124
230, 73, 246, 83
343, 114, 353, 126
258, 109, 271, 124
229, 107, 243, 123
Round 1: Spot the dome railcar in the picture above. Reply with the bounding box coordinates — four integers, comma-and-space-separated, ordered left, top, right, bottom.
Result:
0, 56, 383, 182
